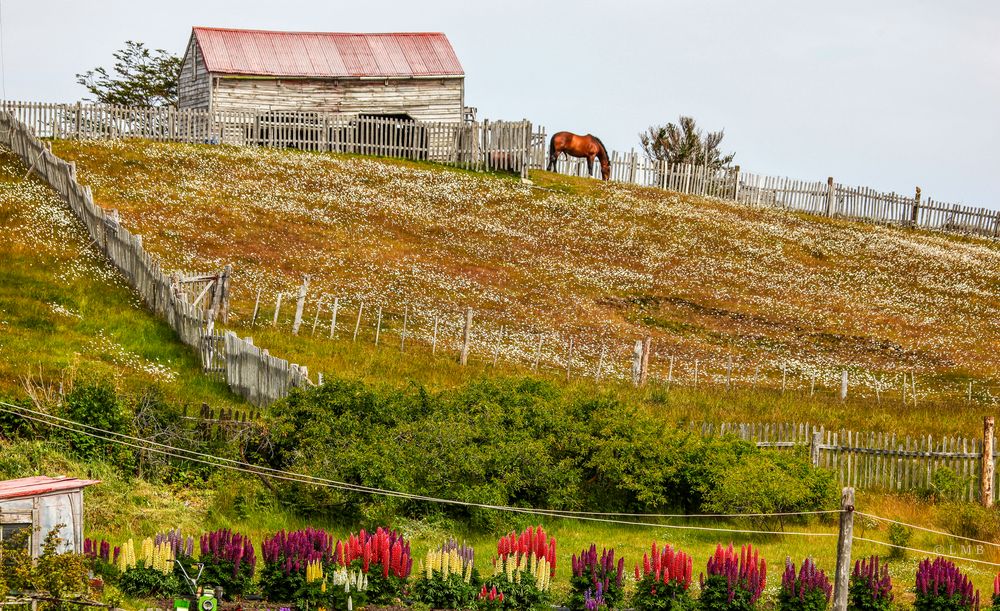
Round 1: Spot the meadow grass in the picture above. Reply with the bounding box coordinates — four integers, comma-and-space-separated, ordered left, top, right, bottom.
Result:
49, 139, 1000, 411
0, 148, 240, 408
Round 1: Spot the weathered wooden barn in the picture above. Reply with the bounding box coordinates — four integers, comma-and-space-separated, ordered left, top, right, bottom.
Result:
177, 26, 465, 123
0, 475, 99, 557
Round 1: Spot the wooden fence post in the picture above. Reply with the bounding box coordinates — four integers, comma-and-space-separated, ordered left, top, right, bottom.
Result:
250, 288, 262, 326
810, 429, 823, 468
460, 307, 473, 365
732, 165, 741, 201
291, 275, 311, 335
911, 186, 921, 226
272, 293, 283, 327
840, 371, 848, 401
825, 177, 835, 217
329, 297, 339, 339
833, 487, 855, 611
984, 417, 995, 508
631, 340, 643, 387
640, 336, 652, 386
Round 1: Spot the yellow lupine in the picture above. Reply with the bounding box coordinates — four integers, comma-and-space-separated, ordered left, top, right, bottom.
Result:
463, 558, 473, 584
306, 559, 324, 583
151, 541, 175, 574
141, 537, 154, 567
117, 539, 136, 572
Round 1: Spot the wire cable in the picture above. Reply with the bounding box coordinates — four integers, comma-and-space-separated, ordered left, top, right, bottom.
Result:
0, 402, 838, 536
854, 536, 1000, 568
857, 511, 1000, 549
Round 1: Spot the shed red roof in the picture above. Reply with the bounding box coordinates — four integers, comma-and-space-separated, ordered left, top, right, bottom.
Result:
0, 476, 100, 501
191, 27, 464, 79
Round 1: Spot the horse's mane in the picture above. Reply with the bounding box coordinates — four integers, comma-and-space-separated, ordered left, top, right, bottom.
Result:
591, 135, 609, 161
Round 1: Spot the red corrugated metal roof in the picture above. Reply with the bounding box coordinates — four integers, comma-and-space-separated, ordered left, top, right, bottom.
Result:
192, 27, 464, 78
0, 476, 100, 501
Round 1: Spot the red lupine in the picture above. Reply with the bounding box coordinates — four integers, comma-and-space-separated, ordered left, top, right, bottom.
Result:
635, 542, 693, 590
701, 543, 766, 604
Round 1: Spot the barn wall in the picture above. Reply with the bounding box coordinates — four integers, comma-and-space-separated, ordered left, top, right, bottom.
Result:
0, 491, 83, 557
210, 77, 464, 123
177, 36, 211, 111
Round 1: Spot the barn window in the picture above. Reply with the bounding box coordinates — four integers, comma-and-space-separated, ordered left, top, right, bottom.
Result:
0, 522, 31, 554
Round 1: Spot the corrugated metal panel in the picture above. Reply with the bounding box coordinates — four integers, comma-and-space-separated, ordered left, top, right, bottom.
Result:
192, 27, 464, 78
0, 476, 100, 501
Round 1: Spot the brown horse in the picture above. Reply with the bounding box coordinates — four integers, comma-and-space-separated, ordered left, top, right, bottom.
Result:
547, 131, 610, 180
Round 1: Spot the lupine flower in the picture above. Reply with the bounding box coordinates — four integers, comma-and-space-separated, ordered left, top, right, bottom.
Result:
915, 557, 979, 610
781, 557, 832, 603
852, 556, 893, 604
200, 528, 256, 578
701, 543, 767, 605
635, 542, 693, 590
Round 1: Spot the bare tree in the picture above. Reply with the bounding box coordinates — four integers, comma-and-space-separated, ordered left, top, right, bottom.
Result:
639, 116, 735, 169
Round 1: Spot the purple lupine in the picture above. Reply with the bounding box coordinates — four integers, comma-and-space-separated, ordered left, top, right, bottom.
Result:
200, 528, 256, 578
853, 556, 893, 603
584, 582, 606, 611
915, 558, 979, 610
572, 544, 625, 595
782, 558, 832, 603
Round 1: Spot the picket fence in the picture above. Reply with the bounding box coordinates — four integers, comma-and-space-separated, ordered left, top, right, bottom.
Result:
537, 143, 1000, 239
696, 422, 995, 503
0, 100, 533, 177
0, 110, 310, 406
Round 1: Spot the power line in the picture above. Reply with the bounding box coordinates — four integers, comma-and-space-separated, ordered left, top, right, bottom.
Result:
0, 401, 838, 536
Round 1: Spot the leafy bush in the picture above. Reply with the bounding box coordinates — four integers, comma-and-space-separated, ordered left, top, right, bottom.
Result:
778, 558, 831, 611
197, 528, 255, 599
849, 556, 893, 611
925, 468, 965, 501
59, 381, 134, 467
699, 544, 767, 611
31, 528, 92, 602
412, 539, 479, 609
886, 524, 910, 560
938, 502, 1000, 543
482, 525, 556, 610
257, 378, 835, 522
631, 542, 695, 611
569, 544, 625, 611
914, 558, 979, 611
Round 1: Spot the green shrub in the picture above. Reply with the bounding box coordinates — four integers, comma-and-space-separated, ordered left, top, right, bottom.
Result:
256, 378, 835, 521
937, 502, 1000, 542
60, 381, 134, 468
117, 565, 182, 598
886, 524, 910, 560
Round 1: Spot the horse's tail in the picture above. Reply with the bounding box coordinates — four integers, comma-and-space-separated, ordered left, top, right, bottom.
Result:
547, 133, 558, 171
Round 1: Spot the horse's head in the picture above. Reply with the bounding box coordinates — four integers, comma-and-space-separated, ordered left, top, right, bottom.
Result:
600, 159, 611, 181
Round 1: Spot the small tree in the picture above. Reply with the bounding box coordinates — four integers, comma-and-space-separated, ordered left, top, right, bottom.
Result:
639, 116, 735, 169
76, 41, 181, 107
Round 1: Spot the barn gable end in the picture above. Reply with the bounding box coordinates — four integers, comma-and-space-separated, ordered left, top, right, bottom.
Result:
177, 32, 211, 111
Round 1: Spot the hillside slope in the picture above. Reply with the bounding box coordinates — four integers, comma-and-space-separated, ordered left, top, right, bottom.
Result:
0, 147, 239, 407
53, 140, 1000, 400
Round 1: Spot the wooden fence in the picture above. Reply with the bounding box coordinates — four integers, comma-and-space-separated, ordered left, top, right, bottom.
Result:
696, 422, 995, 503
533, 134, 1000, 239
0, 100, 533, 178
0, 110, 311, 406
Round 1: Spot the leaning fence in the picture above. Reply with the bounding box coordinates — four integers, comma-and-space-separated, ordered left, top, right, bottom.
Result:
696, 421, 997, 504
0, 110, 311, 406
0, 100, 533, 178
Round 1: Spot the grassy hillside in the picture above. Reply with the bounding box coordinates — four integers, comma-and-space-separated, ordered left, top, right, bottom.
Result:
0, 148, 240, 408
49, 140, 1000, 420
1, 140, 999, 604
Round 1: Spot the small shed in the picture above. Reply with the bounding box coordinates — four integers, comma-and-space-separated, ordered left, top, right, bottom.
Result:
0, 476, 100, 557
177, 26, 466, 123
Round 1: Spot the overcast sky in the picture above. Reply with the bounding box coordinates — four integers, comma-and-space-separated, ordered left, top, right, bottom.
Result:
2, 0, 998, 208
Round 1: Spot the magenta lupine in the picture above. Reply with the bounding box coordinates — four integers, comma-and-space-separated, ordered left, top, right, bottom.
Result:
852, 556, 893, 604
915, 558, 979, 611
83, 538, 113, 563
262, 527, 412, 579
781, 558, 832, 603
700, 543, 767, 605
261, 527, 335, 575
199, 528, 256, 578
573, 544, 625, 594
